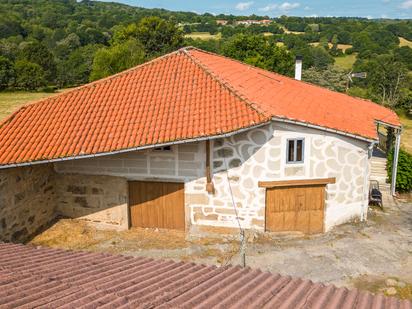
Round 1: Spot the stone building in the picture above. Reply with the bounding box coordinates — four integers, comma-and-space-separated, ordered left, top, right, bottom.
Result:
0, 47, 402, 242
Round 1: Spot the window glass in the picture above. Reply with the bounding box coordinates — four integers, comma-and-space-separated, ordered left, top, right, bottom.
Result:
286, 139, 304, 163
296, 140, 303, 162
288, 140, 295, 162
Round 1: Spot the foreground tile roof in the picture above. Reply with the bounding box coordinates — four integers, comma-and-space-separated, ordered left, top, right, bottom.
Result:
0, 243, 410, 308
0, 47, 400, 167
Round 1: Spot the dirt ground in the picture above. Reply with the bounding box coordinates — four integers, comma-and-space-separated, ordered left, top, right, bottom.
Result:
30, 198, 412, 300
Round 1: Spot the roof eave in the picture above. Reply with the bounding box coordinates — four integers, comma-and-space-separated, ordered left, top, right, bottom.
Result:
0, 121, 271, 170
272, 117, 376, 143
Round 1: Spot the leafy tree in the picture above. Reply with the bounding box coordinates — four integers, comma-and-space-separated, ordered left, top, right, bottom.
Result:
222, 34, 294, 76
14, 60, 46, 90
112, 17, 183, 55
302, 66, 347, 92
57, 44, 100, 87
90, 39, 146, 81
358, 55, 408, 107
18, 41, 56, 82
394, 46, 412, 70
337, 31, 351, 44
0, 56, 14, 90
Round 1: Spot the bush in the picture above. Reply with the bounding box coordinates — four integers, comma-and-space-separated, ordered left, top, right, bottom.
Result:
14, 60, 46, 90
387, 148, 412, 192
345, 47, 354, 55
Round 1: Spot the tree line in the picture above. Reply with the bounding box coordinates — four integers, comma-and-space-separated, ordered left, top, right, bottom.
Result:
0, 0, 411, 112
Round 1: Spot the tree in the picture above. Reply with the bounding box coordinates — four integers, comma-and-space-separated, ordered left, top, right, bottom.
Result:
90, 39, 146, 81
0, 56, 14, 90
57, 44, 100, 87
14, 60, 46, 90
112, 17, 183, 56
302, 66, 347, 92
18, 41, 56, 82
365, 55, 408, 107
222, 34, 294, 76
394, 46, 412, 70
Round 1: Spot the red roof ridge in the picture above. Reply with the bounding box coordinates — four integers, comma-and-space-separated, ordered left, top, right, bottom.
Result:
187, 48, 401, 128
181, 47, 269, 119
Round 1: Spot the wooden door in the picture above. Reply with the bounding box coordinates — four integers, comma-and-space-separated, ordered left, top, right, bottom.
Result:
129, 181, 185, 230
265, 185, 325, 234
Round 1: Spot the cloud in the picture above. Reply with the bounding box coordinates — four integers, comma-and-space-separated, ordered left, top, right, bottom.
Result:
258, 2, 300, 12
259, 4, 278, 12
235, 1, 254, 11
400, 0, 412, 8
279, 2, 300, 11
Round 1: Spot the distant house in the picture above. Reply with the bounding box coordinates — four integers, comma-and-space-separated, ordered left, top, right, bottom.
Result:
216, 19, 228, 25
0, 47, 401, 242
234, 19, 272, 26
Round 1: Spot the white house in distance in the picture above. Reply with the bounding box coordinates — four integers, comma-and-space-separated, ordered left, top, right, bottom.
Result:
0, 47, 402, 242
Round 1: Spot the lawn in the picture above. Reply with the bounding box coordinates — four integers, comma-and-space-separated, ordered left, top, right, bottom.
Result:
0, 91, 60, 121
334, 53, 357, 71
309, 42, 353, 52
400, 114, 412, 153
185, 32, 221, 40
399, 37, 412, 48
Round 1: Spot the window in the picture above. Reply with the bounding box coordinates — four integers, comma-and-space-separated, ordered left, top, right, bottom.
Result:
154, 146, 172, 152
286, 139, 304, 163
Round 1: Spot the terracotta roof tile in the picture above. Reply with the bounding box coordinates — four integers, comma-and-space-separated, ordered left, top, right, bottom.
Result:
0, 242, 410, 308
0, 47, 400, 166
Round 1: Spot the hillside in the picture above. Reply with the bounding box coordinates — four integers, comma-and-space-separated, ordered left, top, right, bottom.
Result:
0, 0, 411, 120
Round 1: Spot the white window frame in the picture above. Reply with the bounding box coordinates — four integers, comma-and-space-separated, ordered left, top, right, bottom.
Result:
286, 138, 305, 164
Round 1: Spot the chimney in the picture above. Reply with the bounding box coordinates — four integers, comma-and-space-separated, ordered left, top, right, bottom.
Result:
294, 56, 303, 81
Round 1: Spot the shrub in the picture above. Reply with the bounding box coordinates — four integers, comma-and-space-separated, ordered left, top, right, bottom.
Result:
345, 47, 354, 55
14, 60, 46, 90
387, 148, 412, 192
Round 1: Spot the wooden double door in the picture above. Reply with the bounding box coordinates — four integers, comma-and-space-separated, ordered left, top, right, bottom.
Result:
265, 185, 325, 234
129, 181, 185, 231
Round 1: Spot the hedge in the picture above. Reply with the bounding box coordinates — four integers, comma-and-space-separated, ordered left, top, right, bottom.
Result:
387, 148, 412, 192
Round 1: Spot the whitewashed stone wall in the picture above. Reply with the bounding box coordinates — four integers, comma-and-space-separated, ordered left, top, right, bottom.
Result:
54, 144, 206, 229
53, 122, 370, 232
190, 122, 370, 232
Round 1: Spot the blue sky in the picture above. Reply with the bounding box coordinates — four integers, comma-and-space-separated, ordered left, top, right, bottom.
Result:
105, 0, 412, 19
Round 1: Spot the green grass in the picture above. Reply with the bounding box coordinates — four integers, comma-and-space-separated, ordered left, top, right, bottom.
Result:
399, 113, 412, 153
334, 53, 357, 71
184, 32, 222, 40
0, 91, 61, 121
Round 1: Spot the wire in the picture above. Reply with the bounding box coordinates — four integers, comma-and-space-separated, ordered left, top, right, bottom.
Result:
221, 143, 246, 267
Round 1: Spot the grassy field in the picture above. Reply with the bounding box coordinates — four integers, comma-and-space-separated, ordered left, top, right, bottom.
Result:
185, 32, 221, 40
309, 42, 353, 52
400, 114, 412, 153
0, 91, 59, 121
334, 53, 357, 71
399, 37, 412, 48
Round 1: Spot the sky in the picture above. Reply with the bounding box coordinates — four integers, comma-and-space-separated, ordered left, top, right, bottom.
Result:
104, 0, 412, 19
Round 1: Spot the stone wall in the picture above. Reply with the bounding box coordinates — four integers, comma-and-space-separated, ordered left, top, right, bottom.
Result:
53, 122, 371, 233
189, 122, 370, 232
0, 164, 56, 242
54, 174, 129, 230
54, 143, 206, 230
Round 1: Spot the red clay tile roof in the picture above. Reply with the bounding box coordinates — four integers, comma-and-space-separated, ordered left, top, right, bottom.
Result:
1, 242, 410, 308
0, 47, 400, 167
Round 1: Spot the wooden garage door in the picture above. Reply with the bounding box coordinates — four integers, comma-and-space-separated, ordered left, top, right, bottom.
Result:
265, 185, 325, 234
129, 181, 185, 231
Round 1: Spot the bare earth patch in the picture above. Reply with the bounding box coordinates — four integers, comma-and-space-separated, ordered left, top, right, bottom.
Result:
30, 199, 412, 300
